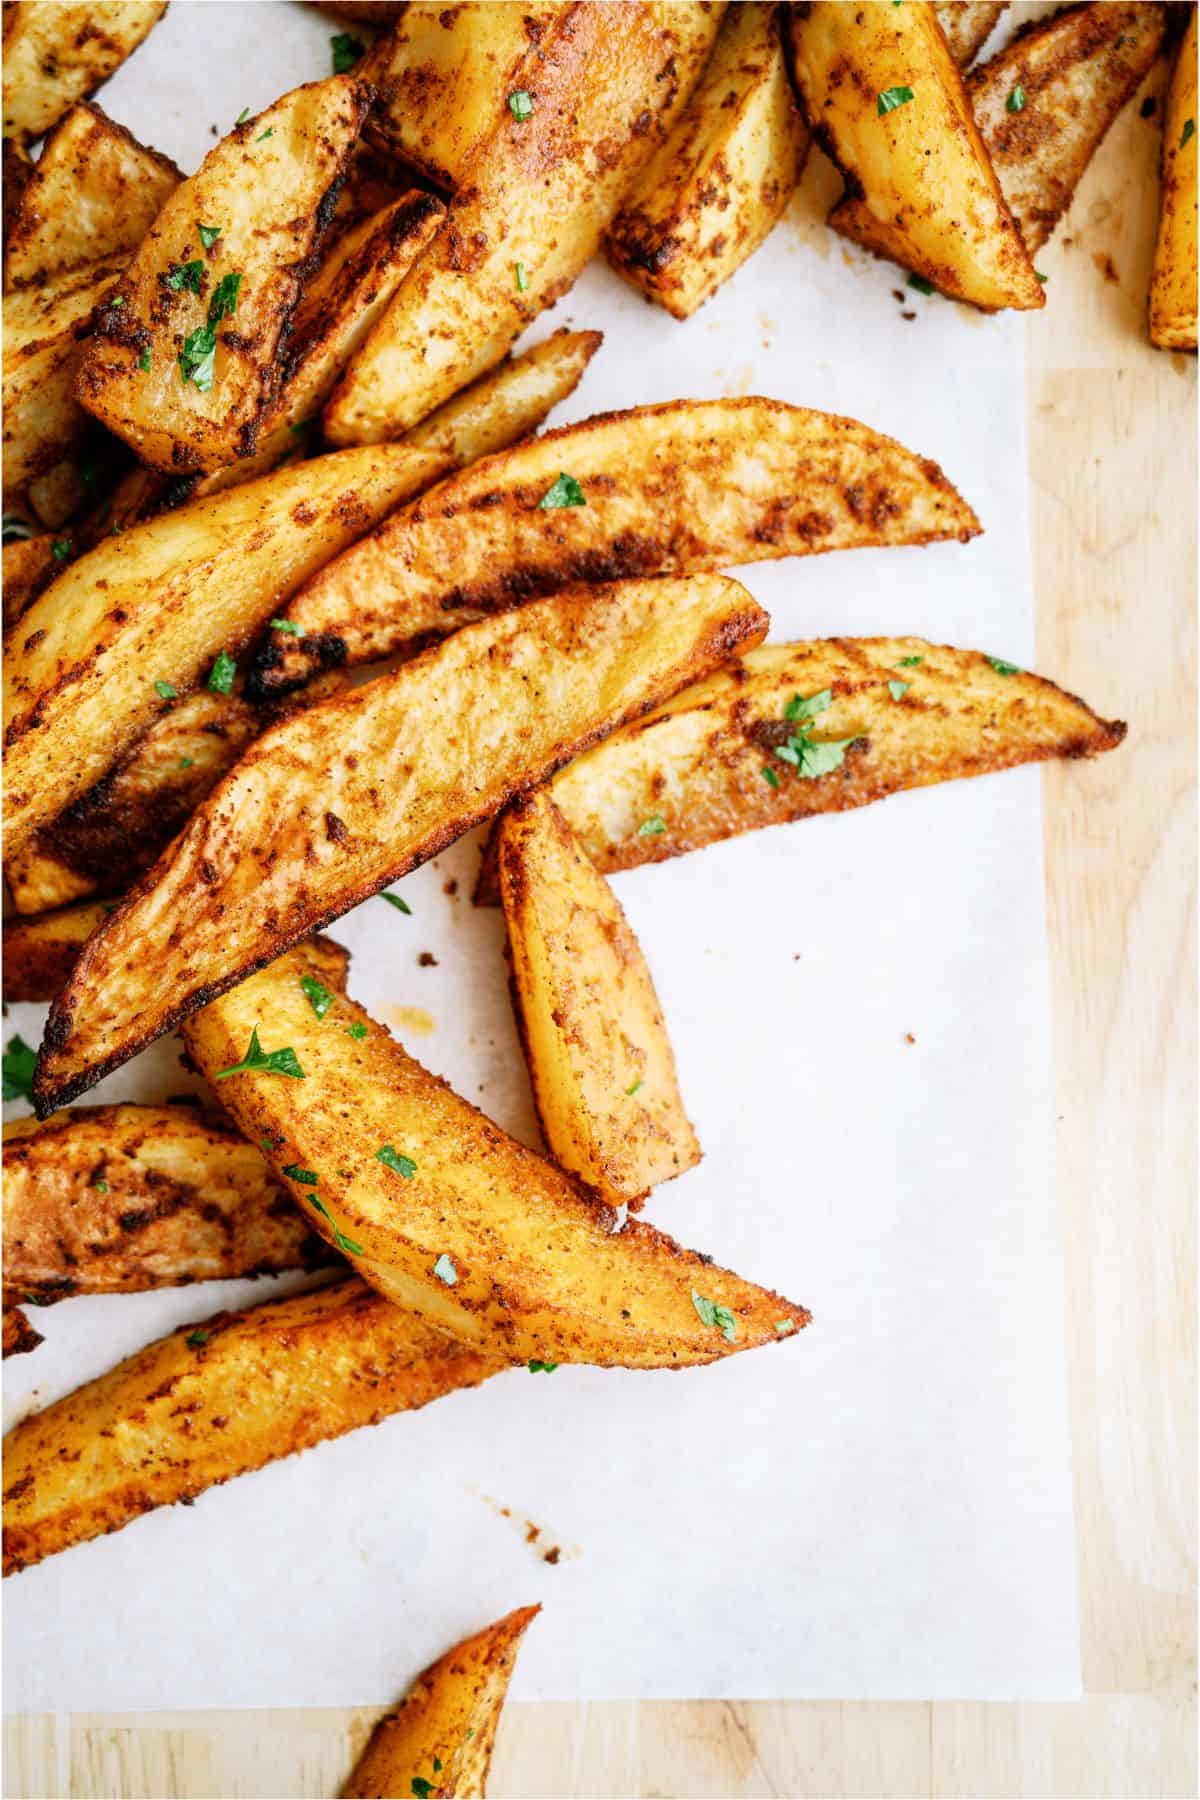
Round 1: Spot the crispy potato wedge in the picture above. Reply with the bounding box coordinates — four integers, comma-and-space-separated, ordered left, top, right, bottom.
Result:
399, 327, 601, 461
260, 396, 979, 687
1150, 8, 1198, 350
75, 75, 369, 474
788, 1, 1044, 310
344, 1606, 540, 1800
474, 638, 1127, 900
323, 2, 725, 443
3, 102, 180, 291
364, 1, 567, 190
2, 532, 56, 630
3, 1104, 332, 1311
2, 1277, 502, 1575
498, 791, 700, 1209
605, 3, 809, 319
968, 3, 1167, 256
3, 1306, 42, 1359
1, 2, 166, 143
3, 444, 453, 858
182, 941, 809, 1366
35, 576, 767, 1109
2, 255, 124, 495
2, 899, 111, 1004
934, 3, 1007, 69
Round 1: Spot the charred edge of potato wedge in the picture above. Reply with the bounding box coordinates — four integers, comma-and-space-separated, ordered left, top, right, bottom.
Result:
3, 1307, 44, 1360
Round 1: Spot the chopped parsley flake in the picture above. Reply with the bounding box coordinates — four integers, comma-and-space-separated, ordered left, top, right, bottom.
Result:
514, 261, 530, 291
198, 223, 222, 250
626, 1078, 644, 1096
691, 1288, 737, 1343
332, 1226, 364, 1257
309, 1194, 331, 1219
208, 272, 242, 323
1006, 84, 1026, 113
412, 1782, 434, 1800
877, 85, 915, 115
186, 1330, 209, 1348
138, 346, 152, 372
256, 127, 274, 142
2, 1035, 37, 1102
179, 322, 217, 390
637, 816, 666, 837
166, 260, 205, 294
300, 975, 335, 1019
898, 654, 923, 667
91, 1174, 109, 1191
347, 1021, 369, 1041
1036, 271, 1049, 283
888, 679, 910, 701
508, 89, 534, 120
155, 679, 177, 700
380, 890, 412, 914
282, 1164, 319, 1185
1181, 118, 1195, 151
762, 764, 780, 789
432, 1253, 458, 1287
207, 649, 237, 695
236, 106, 251, 125
538, 472, 586, 509
775, 1319, 796, 1336
770, 689, 860, 782
214, 1027, 305, 1081
907, 272, 935, 295
179, 757, 194, 770
986, 655, 1021, 676
528, 1359, 558, 1373
270, 617, 306, 636
376, 1145, 418, 1178
51, 538, 72, 562
331, 31, 364, 73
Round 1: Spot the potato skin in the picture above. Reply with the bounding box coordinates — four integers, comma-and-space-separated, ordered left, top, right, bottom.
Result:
1, 2, 166, 143
344, 1606, 540, 1800
35, 576, 768, 1111
498, 791, 700, 1210
2, 1278, 501, 1576
474, 637, 1127, 900
1150, 8, 1198, 350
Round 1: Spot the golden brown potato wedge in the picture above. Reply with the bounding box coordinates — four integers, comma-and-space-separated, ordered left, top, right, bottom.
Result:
787, 1, 1044, 310
3, 102, 180, 291
1, 2, 166, 143
75, 75, 370, 474
344, 1606, 540, 1800
3, 444, 452, 859
605, 3, 809, 319
968, 3, 1167, 256
2, 255, 124, 495
3, 1306, 42, 1359
399, 327, 602, 461
1150, 8, 1198, 350
260, 396, 979, 687
182, 941, 809, 1367
364, 1, 567, 190
2, 1277, 502, 1575
498, 791, 700, 1210
474, 638, 1127, 900
35, 576, 768, 1110
323, 2, 724, 443
1, 532, 56, 630
3, 1104, 332, 1312
934, 3, 1007, 69
2, 899, 112, 1004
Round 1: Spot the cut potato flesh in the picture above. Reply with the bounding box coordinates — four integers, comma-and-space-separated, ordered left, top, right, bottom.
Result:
1150, 9, 1198, 351
934, 3, 1007, 70
1, 2, 166, 143
2, 900, 113, 1005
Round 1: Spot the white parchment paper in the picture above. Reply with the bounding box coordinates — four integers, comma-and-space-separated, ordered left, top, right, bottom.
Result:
3, 1, 1082, 1708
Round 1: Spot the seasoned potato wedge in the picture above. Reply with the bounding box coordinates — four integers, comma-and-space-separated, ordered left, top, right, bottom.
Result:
182, 942, 809, 1367
2, 899, 112, 1004
35, 576, 768, 1110
323, 3, 724, 443
398, 327, 601, 460
3, 444, 451, 858
3, 1104, 332, 1312
605, 3, 809, 319
3, 103, 180, 291
474, 638, 1127, 900
969, 3, 1167, 256
344, 1606, 540, 1800
788, 1, 1044, 310
934, 3, 1007, 69
75, 75, 369, 474
2, 533, 56, 630
364, 1, 567, 190
2, 255, 124, 495
1150, 8, 1198, 350
1, 2, 166, 143
2, 1277, 502, 1575
260, 396, 980, 687
498, 792, 700, 1210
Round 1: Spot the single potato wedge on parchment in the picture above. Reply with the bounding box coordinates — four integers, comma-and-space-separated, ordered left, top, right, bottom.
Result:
259, 396, 980, 688
934, 3, 1007, 70
498, 792, 700, 1210
182, 942, 809, 1367
1, 2, 166, 142
2, 901, 113, 1005
605, 3, 809, 319
968, 2, 1168, 257
475, 639, 1127, 900
1150, 8, 1198, 351
344, 1606, 540, 1800
75, 74, 369, 473
2, 1278, 503, 1575
323, 2, 724, 444
787, 1, 1044, 310
34, 577, 767, 1111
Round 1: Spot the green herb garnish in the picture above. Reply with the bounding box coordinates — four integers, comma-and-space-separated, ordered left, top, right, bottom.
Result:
412, 1782, 434, 1800
179, 757, 194, 770
508, 89, 534, 120
907, 272, 935, 295
775, 1319, 796, 1336
2, 1035, 37, 1102
376, 1145, 418, 1178
256, 127, 274, 142
155, 679, 178, 700
637, 816, 665, 837
332, 1226, 364, 1257
762, 764, 780, 788
888, 679, 910, 701
347, 1021, 368, 1041
51, 538, 72, 562
91, 1175, 109, 1191
528, 1359, 558, 1373
281, 1164, 319, 1185
138, 346, 152, 372
514, 261, 530, 291
236, 106, 251, 125
270, 618, 306, 636
877, 85, 915, 115
300, 976, 335, 1019
1006, 84, 1026, 113
538, 472, 586, 509
770, 689, 859, 781
179, 322, 217, 390
691, 1288, 737, 1343
432, 1253, 458, 1287
207, 649, 237, 695
186, 1330, 209, 1348
214, 1027, 305, 1081
986, 655, 1021, 676
1036, 271, 1049, 283
198, 223, 222, 250
208, 272, 242, 324
626, 1078, 643, 1096
1181, 118, 1195, 151
380, 891, 412, 914
331, 32, 364, 72
898, 654, 923, 667
166, 260, 205, 294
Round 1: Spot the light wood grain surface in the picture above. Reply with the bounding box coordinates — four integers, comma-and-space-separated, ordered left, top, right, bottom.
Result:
4, 48, 1195, 1800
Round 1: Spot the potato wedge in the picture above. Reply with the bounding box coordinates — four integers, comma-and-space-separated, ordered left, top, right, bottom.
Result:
605, 3, 809, 319
260, 396, 980, 688
182, 941, 809, 1366
1, 2, 166, 143
787, 1, 1044, 310
497, 791, 700, 1210
2, 1277, 502, 1575
309, 2, 408, 22
344, 1606, 540, 1800
3, 102, 180, 291
2, 255, 124, 495
3, 1306, 42, 1359
75, 75, 369, 474
3, 444, 453, 858
364, 1, 568, 191
35, 576, 767, 1110
322, 2, 725, 443
968, 3, 1167, 256
398, 327, 602, 461
1150, 8, 1198, 350
934, 3, 1007, 69
474, 638, 1127, 900
3, 1104, 332, 1311
2, 899, 112, 1004
1, 532, 56, 630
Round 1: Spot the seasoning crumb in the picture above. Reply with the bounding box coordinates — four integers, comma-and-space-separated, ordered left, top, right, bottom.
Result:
443, 878, 459, 897
901, 309, 916, 320
904, 1033, 916, 1045
543, 1547, 561, 1565
1092, 252, 1119, 287
418, 952, 438, 967
891, 289, 904, 302
1140, 95, 1157, 119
